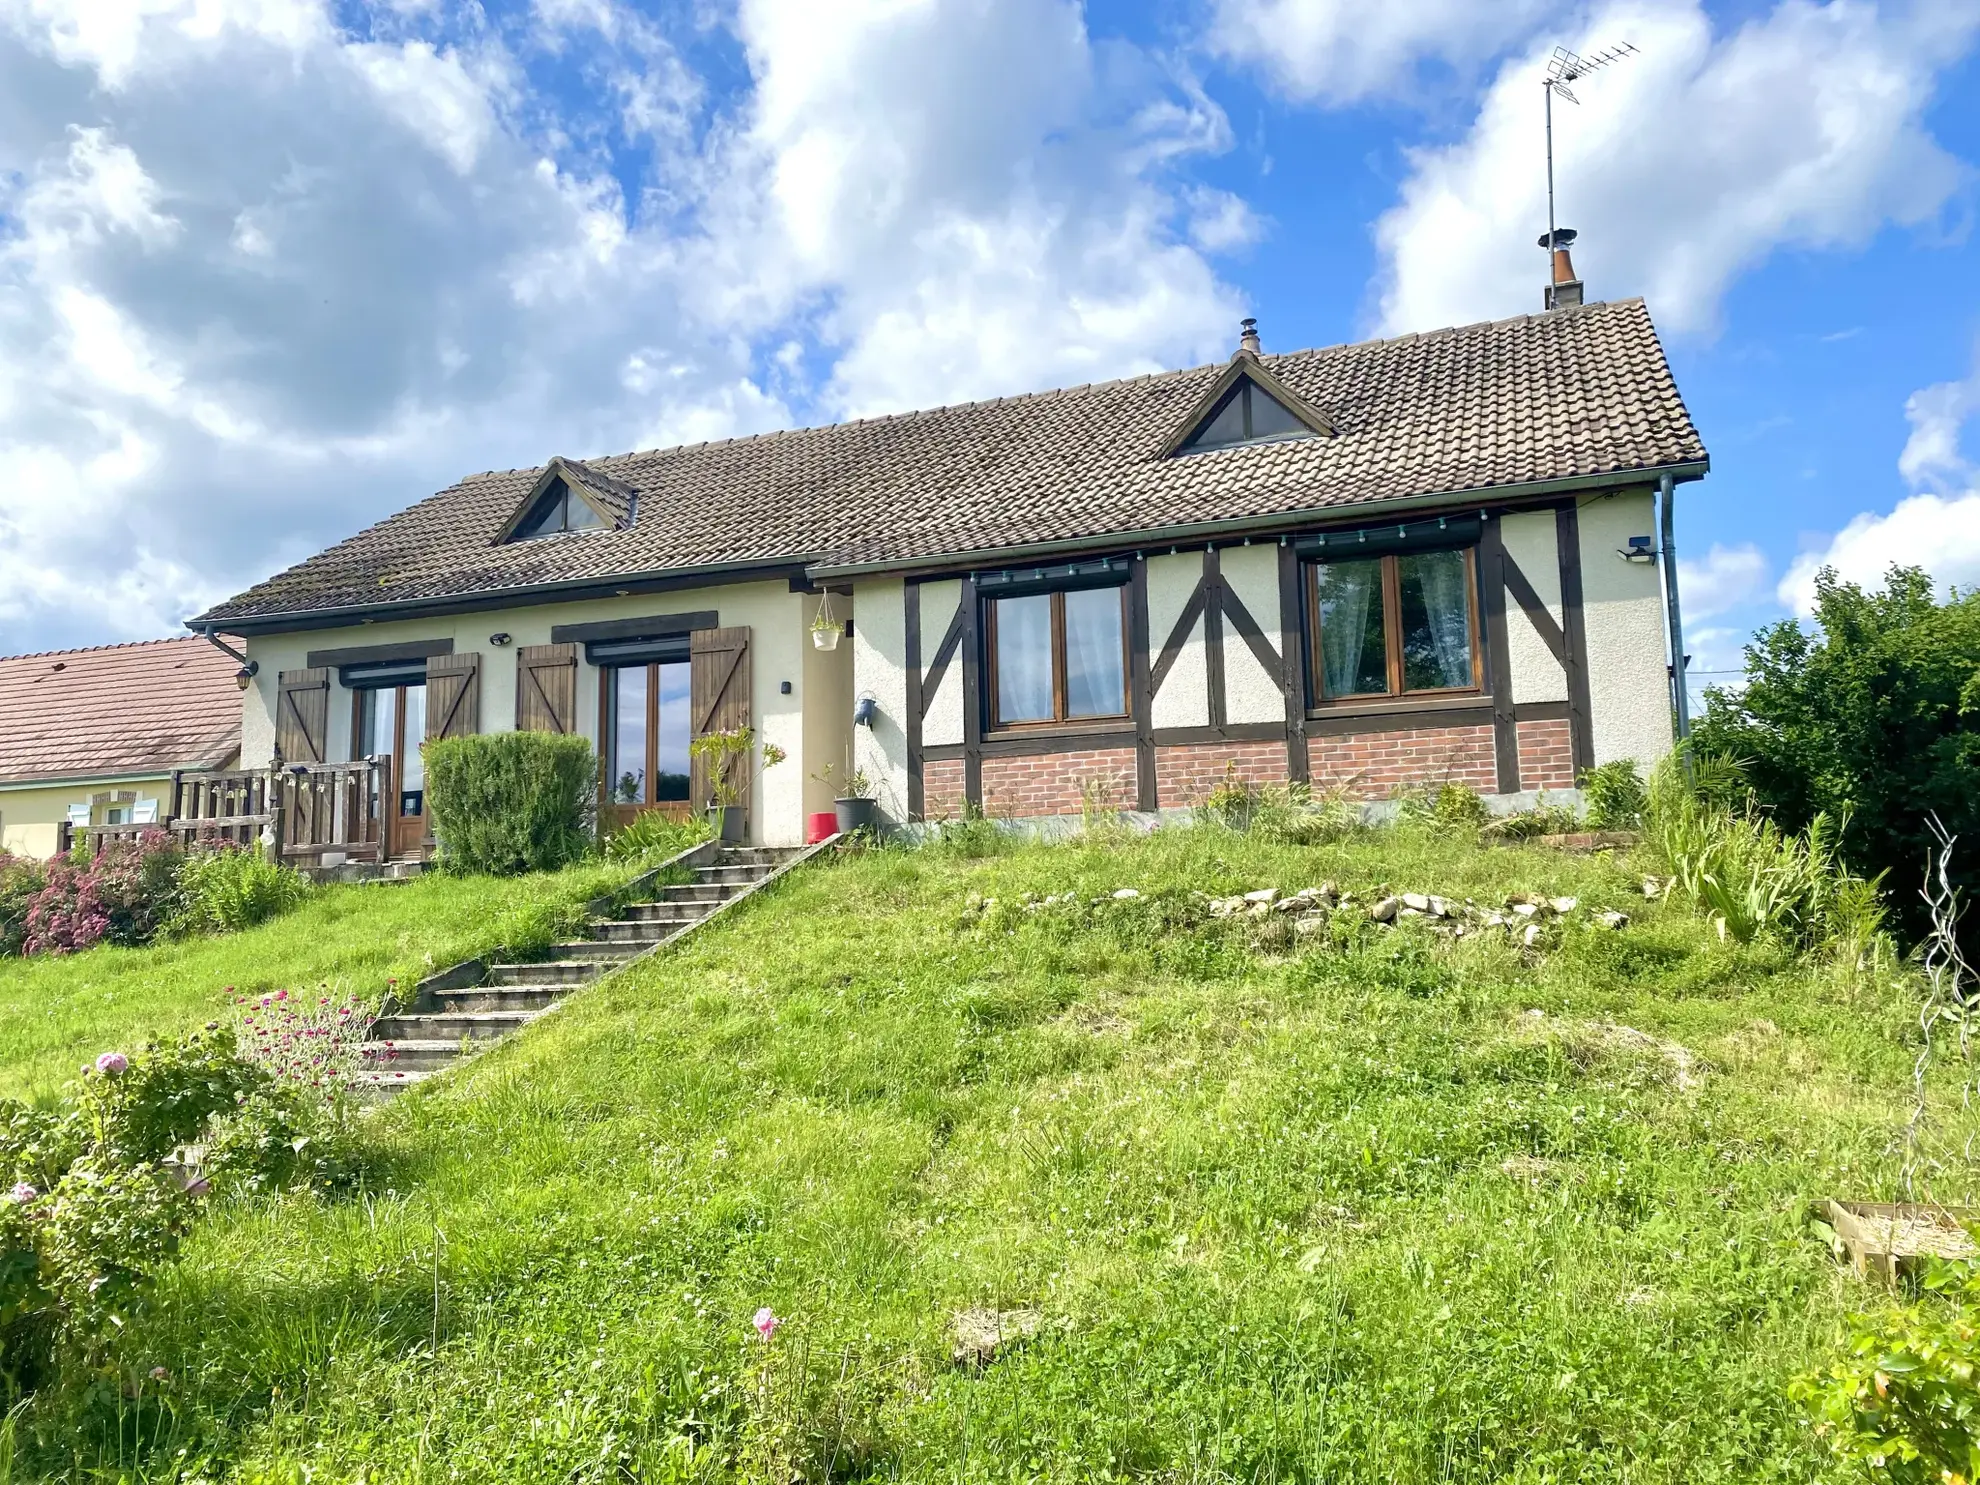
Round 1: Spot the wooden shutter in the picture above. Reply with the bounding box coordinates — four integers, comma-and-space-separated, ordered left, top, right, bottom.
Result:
516, 644, 578, 733
275, 668, 330, 764
689, 626, 752, 812
425, 653, 481, 742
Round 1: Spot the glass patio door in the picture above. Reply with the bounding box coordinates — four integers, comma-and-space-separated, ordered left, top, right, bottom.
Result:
602, 660, 692, 830
356, 682, 428, 858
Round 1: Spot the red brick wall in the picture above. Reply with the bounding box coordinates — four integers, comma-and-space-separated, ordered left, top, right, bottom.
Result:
1306, 723, 1498, 798
1155, 740, 1286, 808
922, 758, 966, 819
980, 747, 1138, 817
1515, 717, 1575, 791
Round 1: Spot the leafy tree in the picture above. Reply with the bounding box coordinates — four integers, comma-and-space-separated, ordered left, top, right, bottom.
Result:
1691, 565, 1980, 949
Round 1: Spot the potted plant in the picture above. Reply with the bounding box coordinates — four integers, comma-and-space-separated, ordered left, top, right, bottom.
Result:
810, 593, 843, 652
689, 728, 787, 843
814, 761, 879, 835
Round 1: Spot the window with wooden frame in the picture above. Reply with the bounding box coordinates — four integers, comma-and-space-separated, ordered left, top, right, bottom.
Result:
602, 660, 693, 807
986, 583, 1129, 729
1305, 547, 1482, 704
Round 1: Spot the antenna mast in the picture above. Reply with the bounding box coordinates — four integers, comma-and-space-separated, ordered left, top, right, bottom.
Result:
1542, 42, 1638, 305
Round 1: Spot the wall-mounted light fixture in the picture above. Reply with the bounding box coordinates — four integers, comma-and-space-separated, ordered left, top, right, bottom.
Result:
489, 632, 513, 646
234, 660, 259, 692
1617, 535, 1655, 564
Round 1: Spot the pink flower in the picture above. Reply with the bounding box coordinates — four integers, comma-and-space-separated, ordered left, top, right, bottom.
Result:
95, 1050, 129, 1076
752, 1307, 781, 1341
9, 1182, 35, 1203
275, 989, 288, 1001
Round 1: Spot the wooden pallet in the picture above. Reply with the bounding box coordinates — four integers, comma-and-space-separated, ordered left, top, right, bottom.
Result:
1816, 1199, 1978, 1285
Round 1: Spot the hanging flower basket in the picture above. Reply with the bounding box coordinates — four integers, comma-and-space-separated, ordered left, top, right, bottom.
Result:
811, 593, 842, 651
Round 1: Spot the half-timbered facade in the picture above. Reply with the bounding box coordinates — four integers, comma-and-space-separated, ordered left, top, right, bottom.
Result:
193, 298, 1707, 850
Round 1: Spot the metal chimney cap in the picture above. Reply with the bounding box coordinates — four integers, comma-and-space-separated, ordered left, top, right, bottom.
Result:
1238, 317, 1262, 354
1537, 228, 1579, 250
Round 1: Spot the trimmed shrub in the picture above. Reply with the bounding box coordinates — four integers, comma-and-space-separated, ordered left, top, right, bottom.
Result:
172, 846, 308, 935
424, 731, 598, 875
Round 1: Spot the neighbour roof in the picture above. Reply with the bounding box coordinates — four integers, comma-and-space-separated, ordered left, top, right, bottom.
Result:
0, 637, 242, 786
196, 298, 1707, 627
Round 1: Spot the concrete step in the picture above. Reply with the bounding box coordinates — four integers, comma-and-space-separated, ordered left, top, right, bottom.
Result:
544, 939, 644, 961
649, 881, 738, 904
360, 1038, 474, 1071
619, 900, 716, 924
431, 985, 563, 1015
485, 959, 612, 986
695, 863, 774, 884
371, 1010, 534, 1042
591, 918, 689, 944
350, 1066, 434, 1098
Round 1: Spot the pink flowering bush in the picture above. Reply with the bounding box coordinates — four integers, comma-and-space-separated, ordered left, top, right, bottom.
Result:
20, 832, 186, 955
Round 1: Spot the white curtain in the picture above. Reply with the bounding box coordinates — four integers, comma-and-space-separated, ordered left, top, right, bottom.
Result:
1403, 551, 1472, 688
1063, 587, 1126, 716
1317, 559, 1383, 696
994, 595, 1054, 722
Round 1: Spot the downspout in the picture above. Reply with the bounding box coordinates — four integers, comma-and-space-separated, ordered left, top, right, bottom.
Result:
1657, 471, 1690, 741
193, 625, 252, 670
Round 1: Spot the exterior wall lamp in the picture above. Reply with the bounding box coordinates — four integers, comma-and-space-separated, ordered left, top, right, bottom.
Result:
234, 660, 259, 692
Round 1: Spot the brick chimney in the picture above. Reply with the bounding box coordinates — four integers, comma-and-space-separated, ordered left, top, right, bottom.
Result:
1238, 317, 1261, 355
1538, 228, 1583, 309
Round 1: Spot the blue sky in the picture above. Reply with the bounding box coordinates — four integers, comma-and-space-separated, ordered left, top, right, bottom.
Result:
0, 0, 1976, 696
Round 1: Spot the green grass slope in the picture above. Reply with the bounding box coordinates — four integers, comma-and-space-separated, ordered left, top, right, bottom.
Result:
0, 864, 630, 1100
44, 829, 1968, 1482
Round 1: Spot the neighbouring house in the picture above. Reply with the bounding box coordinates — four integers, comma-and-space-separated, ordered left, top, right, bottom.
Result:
192, 278, 1708, 854
0, 637, 243, 860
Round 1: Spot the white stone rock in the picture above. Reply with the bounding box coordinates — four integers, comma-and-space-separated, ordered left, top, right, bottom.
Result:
1369, 896, 1398, 923
1522, 923, 1542, 948
1243, 888, 1279, 905
1401, 892, 1431, 912
1550, 897, 1579, 915
1112, 888, 1141, 900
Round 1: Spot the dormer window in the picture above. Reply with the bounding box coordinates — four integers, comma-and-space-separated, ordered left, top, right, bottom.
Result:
507, 477, 606, 541
1176, 378, 1315, 454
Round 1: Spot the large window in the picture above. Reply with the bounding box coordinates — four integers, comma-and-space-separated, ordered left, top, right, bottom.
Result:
988, 585, 1128, 728
605, 661, 691, 806
1307, 547, 1480, 703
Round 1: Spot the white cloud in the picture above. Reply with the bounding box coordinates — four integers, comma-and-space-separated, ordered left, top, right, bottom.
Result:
1373, 0, 1978, 336
1779, 358, 1980, 616
0, 0, 1248, 649
1678, 541, 1768, 619
1207, 0, 1556, 104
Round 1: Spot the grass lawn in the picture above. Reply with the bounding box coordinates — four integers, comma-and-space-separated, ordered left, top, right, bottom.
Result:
17, 825, 1968, 1481
0, 862, 634, 1101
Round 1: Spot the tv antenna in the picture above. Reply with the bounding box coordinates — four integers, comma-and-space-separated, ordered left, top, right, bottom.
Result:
1542, 43, 1638, 292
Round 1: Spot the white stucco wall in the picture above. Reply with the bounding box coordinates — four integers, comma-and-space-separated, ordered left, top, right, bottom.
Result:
850, 577, 909, 822
240, 580, 818, 845
1500, 511, 1569, 705
918, 580, 964, 748
1147, 552, 1209, 729
801, 591, 856, 817
1219, 543, 1284, 725
1577, 489, 1673, 770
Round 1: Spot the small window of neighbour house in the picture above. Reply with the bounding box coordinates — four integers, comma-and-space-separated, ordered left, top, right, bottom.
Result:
1307, 547, 1481, 703
507, 477, 607, 542
988, 584, 1128, 728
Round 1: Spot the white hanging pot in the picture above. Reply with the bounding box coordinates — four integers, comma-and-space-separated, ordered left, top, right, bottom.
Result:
812, 625, 841, 651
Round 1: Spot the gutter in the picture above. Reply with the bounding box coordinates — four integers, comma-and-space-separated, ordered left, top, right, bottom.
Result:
1658, 470, 1692, 740
809, 460, 1711, 581
0, 769, 183, 793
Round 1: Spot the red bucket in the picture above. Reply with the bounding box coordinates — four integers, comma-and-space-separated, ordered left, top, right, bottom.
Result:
806, 811, 838, 844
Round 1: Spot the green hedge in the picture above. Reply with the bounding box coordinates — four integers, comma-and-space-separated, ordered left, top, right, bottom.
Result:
424, 732, 598, 876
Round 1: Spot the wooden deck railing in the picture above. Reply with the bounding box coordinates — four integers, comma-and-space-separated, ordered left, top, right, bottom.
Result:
63, 762, 387, 865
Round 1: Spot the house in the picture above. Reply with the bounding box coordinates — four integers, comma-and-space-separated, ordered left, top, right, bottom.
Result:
0, 637, 243, 859
191, 284, 1707, 853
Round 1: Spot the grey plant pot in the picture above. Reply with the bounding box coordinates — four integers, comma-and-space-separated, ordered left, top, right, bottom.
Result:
712, 805, 745, 844
834, 797, 879, 835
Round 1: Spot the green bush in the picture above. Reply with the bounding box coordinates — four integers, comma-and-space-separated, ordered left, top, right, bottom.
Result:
1791, 1257, 1980, 1483
1692, 565, 1980, 950
601, 810, 709, 864
1581, 759, 1647, 830
424, 732, 598, 876
171, 847, 308, 936
0, 854, 44, 957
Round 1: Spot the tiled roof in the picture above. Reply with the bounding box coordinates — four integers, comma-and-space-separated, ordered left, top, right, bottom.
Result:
196, 298, 1706, 625
0, 637, 242, 785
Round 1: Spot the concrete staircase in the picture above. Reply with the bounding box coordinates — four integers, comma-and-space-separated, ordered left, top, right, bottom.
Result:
353, 842, 814, 1097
